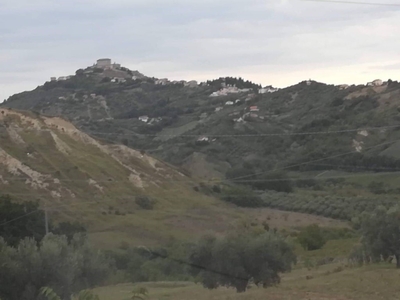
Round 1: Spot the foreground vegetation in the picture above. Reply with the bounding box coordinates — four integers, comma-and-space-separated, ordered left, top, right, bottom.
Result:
93, 264, 400, 300
2, 202, 400, 299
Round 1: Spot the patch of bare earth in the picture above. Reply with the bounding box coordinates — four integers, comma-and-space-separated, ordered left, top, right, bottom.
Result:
6, 126, 25, 145
0, 147, 50, 189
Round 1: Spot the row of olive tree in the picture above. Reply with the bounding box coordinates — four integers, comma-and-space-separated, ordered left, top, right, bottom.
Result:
0, 234, 112, 300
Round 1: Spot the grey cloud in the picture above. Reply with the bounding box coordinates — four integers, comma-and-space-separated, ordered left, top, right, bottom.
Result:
1, 0, 400, 100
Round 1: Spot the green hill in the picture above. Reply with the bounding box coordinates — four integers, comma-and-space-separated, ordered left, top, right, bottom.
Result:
3, 65, 400, 182
3, 62, 400, 226
0, 108, 249, 248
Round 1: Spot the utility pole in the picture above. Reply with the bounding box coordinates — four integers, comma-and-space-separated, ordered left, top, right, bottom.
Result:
44, 205, 49, 235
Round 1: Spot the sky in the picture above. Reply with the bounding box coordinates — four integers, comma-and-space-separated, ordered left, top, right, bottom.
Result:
1, 0, 400, 101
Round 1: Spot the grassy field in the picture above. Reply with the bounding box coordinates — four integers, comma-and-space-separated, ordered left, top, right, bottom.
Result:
94, 263, 400, 300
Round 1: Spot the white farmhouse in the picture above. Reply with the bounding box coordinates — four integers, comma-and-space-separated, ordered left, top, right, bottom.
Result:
139, 116, 149, 123
225, 101, 234, 105
197, 136, 209, 142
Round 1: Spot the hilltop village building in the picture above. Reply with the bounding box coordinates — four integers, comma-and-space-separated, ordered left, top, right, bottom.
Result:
367, 79, 383, 87
95, 58, 121, 69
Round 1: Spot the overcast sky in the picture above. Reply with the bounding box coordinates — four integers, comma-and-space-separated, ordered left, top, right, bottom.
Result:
1, 0, 400, 101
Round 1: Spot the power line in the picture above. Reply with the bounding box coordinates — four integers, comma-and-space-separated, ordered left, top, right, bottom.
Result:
62, 124, 400, 137
141, 246, 249, 282
307, 163, 400, 171
227, 138, 400, 182
4, 123, 400, 138
5, 170, 400, 205
0, 210, 40, 226
302, 0, 400, 6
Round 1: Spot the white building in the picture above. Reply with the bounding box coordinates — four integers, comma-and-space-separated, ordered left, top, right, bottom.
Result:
259, 86, 279, 94
338, 84, 349, 90
50, 77, 57, 81
58, 76, 67, 81
225, 101, 234, 105
155, 78, 169, 85
234, 117, 244, 123
215, 107, 223, 112
197, 136, 209, 142
139, 116, 149, 123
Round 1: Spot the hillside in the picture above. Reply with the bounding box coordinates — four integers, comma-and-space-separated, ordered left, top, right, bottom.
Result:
1, 108, 348, 248
3, 63, 400, 183
0, 107, 248, 248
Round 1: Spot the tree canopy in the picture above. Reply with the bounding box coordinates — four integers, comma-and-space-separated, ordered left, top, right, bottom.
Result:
189, 231, 296, 292
0, 234, 112, 300
352, 206, 400, 268
0, 195, 46, 246
297, 224, 326, 251
0, 195, 86, 246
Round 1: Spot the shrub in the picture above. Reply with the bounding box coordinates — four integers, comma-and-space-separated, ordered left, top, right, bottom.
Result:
221, 186, 264, 207
135, 196, 155, 210
298, 224, 326, 251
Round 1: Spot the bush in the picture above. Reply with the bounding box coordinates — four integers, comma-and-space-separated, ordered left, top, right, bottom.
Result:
135, 196, 155, 210
220, 186, 264, 207
298, 224, 326, 251
368, 181, 387, 194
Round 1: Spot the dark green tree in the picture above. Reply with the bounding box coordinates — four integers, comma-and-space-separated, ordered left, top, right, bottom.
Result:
189, 231, 296, 293
0, 195, 46, 246
252, 171, 293, 193
0, 234, 111, 300
353, 206, 400, 268
297, 224, 326, 251
220, 186, 264, 207
52, 221, 86, 242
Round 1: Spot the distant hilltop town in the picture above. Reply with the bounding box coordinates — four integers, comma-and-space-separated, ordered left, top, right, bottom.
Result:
49, 58, 122, 82
48, 59, 387, 96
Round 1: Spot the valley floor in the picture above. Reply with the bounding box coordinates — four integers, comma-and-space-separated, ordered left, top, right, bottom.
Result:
94, 264, 400, 300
